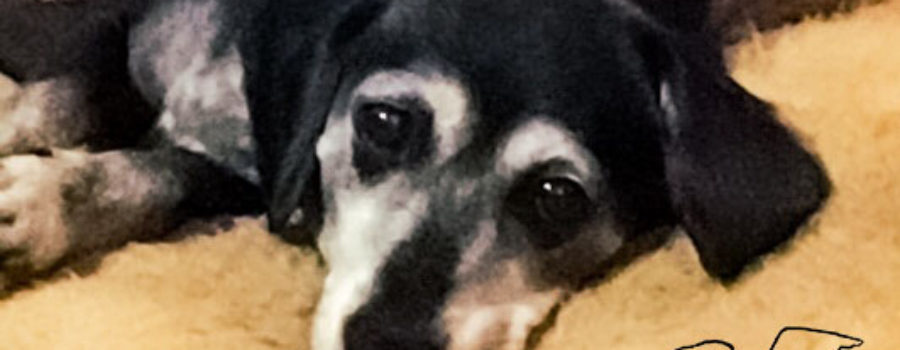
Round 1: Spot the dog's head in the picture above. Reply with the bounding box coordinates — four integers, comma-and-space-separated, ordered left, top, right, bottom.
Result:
243, 0, 829, 349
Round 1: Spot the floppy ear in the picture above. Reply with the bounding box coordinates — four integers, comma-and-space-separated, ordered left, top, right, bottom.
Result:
241, 0, 391, 237
644, 26, 830, 279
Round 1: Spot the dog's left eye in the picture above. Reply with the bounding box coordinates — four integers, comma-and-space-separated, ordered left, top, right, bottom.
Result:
354, 103, 413, 151
506, 175, 595, 249
534, 178, 593, 223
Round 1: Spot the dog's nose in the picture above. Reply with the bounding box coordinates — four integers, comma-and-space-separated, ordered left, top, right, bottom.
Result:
343, 310, 446, 350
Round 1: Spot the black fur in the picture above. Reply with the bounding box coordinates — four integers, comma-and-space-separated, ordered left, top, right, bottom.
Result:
659, 39, 830, 278
241, 0, 391, 230
0, 0, 157, 150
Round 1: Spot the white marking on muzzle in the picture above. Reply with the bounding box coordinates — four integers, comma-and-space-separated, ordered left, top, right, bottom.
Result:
312, 68, 471, 350
313, 183, 428, 350
313, 114, 429, 350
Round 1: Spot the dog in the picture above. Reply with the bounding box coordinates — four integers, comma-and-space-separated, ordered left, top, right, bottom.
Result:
0, 0, 829, 349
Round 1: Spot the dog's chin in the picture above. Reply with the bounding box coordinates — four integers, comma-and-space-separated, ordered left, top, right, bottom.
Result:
442, 292, 562, 350
439, 259, 564, 350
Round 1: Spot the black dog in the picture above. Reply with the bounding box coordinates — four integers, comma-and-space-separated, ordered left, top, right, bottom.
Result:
0, 0, 828, 349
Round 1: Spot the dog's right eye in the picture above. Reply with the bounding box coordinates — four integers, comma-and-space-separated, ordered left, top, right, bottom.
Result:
350, 98, 434, 180
354, 103, 414, 152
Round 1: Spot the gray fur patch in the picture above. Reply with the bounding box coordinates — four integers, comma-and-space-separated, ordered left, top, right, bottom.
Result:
129, 0, 257, 183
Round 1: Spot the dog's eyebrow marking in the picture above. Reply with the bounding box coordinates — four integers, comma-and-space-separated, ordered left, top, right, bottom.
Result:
355, 70, 471, 164
496, 119, 596, 179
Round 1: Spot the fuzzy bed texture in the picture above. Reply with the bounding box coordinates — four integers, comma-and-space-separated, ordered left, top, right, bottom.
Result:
1, 1, 899, 349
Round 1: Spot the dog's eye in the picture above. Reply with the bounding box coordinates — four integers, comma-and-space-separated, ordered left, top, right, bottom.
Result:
355, 103, 413, 151
506, 175, 594, 249
350, 98, 434, 179
534, 178, 592, 223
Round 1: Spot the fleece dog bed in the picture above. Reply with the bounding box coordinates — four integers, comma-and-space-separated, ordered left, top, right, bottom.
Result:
1, 1, 899, 349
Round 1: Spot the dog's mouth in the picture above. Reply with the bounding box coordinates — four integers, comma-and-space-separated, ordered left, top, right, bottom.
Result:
308, 190, 625, 350
313, 244, 570, 350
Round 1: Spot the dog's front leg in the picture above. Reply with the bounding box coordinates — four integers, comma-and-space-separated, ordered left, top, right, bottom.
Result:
0, 147, 263, 289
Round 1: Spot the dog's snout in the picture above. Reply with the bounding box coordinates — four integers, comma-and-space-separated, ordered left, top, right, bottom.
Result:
332, 217, 462, 350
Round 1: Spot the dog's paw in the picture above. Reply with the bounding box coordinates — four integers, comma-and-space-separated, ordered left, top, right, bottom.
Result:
0, 150, 89, 288
0, 81, 45, 157
0, 79, 89, 157
0, 75, 23, 156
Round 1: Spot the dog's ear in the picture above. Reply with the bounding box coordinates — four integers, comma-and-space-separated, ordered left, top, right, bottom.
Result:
637, 23, 830, 279
241, 0, 391, 236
